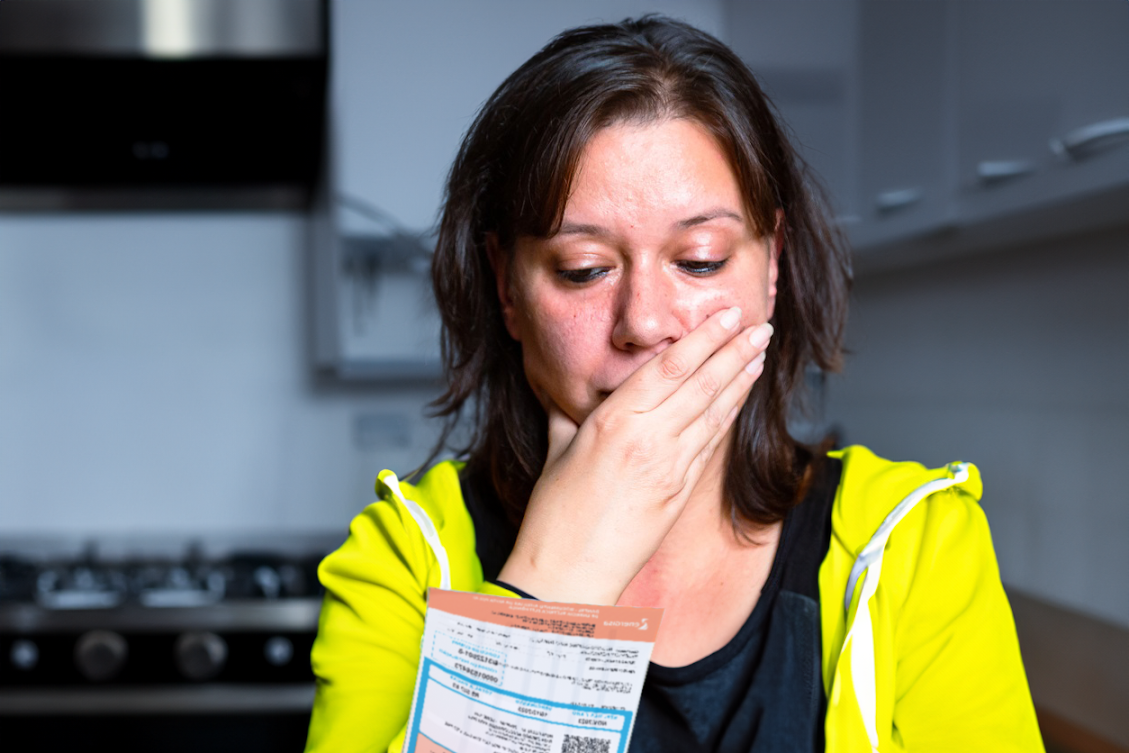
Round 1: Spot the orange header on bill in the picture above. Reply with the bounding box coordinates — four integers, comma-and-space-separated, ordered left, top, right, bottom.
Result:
427, 588, 663, 643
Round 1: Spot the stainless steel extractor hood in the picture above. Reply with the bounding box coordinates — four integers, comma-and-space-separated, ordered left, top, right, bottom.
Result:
0, 0, 328, 211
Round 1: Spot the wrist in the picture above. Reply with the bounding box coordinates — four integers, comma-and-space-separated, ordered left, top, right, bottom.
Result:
491, 579, 540, 600
497, 550, 623, 606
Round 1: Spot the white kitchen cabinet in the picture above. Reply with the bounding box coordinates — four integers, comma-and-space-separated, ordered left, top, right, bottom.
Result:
848, 0, 956, 251
845, 0, 1129, 266
954, 0, 1129, 227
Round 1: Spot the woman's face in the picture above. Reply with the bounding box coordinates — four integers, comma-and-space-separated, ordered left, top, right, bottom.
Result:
493, 118, 779, 424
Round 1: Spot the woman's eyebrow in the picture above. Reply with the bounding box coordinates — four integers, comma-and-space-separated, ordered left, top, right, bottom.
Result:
676, 209, 743, 229
556, 209, 743, 238
556, 222, 611, 238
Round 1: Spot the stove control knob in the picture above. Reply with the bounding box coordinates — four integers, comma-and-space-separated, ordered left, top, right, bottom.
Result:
175, 631, 228, 681
75, 630, 128, 681
11, 639, 39, 671
264, 636, 294, 667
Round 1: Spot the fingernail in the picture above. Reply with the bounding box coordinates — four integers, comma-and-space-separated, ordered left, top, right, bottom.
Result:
749, 323, 774, 349
746, 351, 766, 374
719, 306, 742, 330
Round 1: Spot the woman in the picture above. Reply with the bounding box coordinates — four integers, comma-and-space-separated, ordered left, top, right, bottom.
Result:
305, 16, 1043, 753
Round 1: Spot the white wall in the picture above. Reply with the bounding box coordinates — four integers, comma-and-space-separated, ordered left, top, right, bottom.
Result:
825, 225, 1129, 628
0, 214, 442, 538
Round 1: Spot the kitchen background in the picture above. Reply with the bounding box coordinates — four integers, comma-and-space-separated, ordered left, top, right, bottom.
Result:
1, 1, 1126, 751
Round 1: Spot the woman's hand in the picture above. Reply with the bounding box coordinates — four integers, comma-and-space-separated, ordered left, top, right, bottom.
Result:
497, 306, 773, 605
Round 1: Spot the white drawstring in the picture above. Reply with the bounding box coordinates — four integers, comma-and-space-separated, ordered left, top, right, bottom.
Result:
379, 472, 452, 591
839, 462, 970, 752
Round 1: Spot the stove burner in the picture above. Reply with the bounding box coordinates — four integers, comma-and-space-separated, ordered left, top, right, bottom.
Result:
1, 552, 324, 611
36, 566, 128, 610
135, 564, 226, 608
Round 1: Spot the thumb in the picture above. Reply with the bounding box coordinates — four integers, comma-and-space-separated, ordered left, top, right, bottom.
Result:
545, 399, 579, 467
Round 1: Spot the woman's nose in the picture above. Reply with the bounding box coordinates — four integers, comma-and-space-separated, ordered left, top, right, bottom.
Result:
610, 268, 683, 352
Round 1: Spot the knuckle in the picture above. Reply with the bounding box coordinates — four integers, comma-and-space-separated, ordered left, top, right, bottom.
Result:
703, 403, 725, 431
590, 409, 618, 436
694, 369, 722, 399
656, 351, 690, 381
622, 434, 658, 462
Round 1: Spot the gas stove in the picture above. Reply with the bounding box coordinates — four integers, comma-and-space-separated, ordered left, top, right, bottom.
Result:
0, 536, 337, 731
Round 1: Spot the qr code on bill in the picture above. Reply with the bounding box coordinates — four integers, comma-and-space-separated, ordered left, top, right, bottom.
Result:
562, 734, 611, 753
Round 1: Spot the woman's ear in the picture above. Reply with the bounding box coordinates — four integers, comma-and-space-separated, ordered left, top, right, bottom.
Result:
766, 210, 783, 320
486, 233, 522, 341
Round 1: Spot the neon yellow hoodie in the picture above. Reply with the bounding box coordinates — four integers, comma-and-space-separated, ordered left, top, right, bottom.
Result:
304, 446, 1043, 752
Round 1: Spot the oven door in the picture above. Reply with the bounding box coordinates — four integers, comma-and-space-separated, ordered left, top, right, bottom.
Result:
1, 601, 320, 752
0, 689, 315, 753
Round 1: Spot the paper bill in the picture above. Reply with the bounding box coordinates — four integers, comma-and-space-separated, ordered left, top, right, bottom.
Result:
403, 588, 663, 753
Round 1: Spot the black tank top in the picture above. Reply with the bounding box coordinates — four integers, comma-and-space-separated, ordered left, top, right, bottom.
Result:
461, 457, 840, 753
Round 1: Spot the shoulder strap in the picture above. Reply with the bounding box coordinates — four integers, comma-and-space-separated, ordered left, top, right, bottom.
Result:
459, 468, 519, 583
780, 456, 840, 600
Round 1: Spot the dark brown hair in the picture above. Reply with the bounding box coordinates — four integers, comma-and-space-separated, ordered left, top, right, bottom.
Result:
427, 15, 851, 530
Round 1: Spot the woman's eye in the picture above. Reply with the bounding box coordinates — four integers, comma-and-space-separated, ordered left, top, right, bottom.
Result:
556, 267, 609, 284
677, 259, 727, 276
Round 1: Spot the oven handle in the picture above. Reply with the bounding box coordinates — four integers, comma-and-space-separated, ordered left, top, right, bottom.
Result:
0, 684, 315, 715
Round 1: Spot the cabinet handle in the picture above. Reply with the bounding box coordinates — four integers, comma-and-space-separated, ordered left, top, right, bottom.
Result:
976, 160, 1035, 185
1050, 116, 1129, 160
874, 188, 923, 213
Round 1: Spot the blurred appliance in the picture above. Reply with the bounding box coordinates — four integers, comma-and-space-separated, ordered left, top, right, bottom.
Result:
310, 194, 444, 381
0, 0, 327, 211
0, 537, 335, 753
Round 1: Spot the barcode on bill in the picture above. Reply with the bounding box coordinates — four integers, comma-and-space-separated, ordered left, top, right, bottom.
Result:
562, 734, 611, 753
